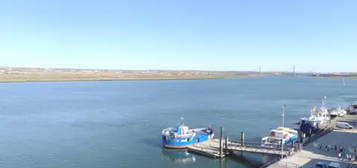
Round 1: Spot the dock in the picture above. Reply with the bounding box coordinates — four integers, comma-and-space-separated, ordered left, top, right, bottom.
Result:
164, 105, 357, 168
186, 115, 357, 168
187, 139, 225, 158
188, 138, 296, 159
186, 116, 339, 159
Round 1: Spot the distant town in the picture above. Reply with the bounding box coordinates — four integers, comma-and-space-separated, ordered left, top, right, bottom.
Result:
0, 67, 356, 82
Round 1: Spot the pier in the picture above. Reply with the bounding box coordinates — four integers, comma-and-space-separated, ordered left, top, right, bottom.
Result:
187, 128, 296, 159
186, 118, 336, 160
188, 138, 295, 158
163, 104, 357, 168
185, 114, 357, 168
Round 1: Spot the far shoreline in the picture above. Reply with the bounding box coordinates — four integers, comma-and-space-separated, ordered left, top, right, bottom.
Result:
0, 76, 262, 83
1, 67, 356, 83
0, 67, 266, 83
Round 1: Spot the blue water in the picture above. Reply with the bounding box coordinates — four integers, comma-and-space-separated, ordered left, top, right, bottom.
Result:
0, 76, 356, 168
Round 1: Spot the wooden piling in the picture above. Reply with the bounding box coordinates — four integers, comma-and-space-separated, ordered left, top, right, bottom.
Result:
219, 127, 224, 157
225, 136, 228, 150
240, 131, 245, 146
225, 136, 229, 154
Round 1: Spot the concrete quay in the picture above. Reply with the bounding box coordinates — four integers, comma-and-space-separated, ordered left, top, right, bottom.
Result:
269, 115, 357, 168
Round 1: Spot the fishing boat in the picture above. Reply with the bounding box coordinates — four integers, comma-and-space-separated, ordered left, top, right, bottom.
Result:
310, 106, 330, 123
300, 106, 330, 135
161, 122, 214, 148
261, 127, 298, 147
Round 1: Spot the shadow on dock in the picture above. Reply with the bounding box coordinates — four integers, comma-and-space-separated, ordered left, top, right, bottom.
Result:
232, 151, 278, 168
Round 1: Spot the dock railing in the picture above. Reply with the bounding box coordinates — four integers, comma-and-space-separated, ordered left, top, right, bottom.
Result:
228, 140, 295, 151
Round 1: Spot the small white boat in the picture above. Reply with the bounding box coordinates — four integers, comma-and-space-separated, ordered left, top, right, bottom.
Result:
337, 107, 347, 117
348, 101, 357, 114
329, 110, 339, 117
261, 127, 298, 147
328, 107, 347, 117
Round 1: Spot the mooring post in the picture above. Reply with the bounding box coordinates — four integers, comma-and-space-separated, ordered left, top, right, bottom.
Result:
219, 127, 224, 157
281, 139, 284, 159
225, 136, 229, 154
240, 131, 245, 146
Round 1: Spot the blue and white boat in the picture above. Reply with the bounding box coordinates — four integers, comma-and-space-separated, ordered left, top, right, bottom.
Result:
300, 106, 330, 135
162, 123, 214, 148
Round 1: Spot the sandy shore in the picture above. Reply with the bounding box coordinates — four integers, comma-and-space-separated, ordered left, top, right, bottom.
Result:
269, 115, 357, 168
0, 67, 263, 82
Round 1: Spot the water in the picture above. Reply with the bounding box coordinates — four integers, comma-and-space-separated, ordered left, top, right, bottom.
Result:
0, 76, 356, 168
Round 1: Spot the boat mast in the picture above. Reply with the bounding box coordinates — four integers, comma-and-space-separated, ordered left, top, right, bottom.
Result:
322, 96, 327, 107
259, 66, 262, 74
179, 116, 184, 125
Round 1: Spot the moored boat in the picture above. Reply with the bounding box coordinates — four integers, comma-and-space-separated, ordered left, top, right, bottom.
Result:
162, 123, 214, 148
261, 127, 298, 147
300, 105, 330, 136
328, 106, 347, 117
348, 101, 357, 115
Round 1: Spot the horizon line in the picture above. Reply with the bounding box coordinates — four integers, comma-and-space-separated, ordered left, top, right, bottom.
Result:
1, 66, 357, 74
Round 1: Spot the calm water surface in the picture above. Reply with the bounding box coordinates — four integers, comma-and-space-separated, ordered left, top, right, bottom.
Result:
0, 77, 356, 168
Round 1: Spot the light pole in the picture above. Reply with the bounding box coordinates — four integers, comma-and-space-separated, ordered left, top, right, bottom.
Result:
281, 104, 286, 159
282, 104, 286, 128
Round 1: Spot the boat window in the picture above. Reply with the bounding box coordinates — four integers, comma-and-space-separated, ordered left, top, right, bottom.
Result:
270, 132, 275, 136
267, 139, 281, 144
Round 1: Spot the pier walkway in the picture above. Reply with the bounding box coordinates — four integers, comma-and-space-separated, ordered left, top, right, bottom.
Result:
228, 140, 293, 155
188, 138, 295, 158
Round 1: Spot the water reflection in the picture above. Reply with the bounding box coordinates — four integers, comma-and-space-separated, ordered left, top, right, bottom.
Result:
162, 148, 196, 164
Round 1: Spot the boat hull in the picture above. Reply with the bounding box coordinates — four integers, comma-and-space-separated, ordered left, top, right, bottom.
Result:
162, 133, 213, 149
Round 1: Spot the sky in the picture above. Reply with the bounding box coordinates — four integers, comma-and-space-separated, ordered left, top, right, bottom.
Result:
0, 0, 356, 72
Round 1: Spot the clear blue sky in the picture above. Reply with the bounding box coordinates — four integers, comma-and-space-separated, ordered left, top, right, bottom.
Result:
1, 0, 356, 72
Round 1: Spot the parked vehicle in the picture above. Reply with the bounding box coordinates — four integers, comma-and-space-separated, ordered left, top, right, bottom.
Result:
336, 122, 353, 129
